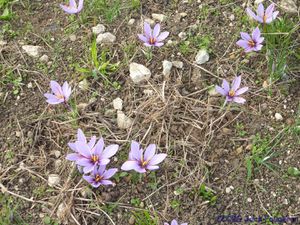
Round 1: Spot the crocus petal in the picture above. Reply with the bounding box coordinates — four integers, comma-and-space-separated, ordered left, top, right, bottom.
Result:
121, 161, 140, 171
62, 81, 71, 101
144, 43, 153, 47
68, 142, 77, 152
154, 42, 164, 47
101, 144, 119, 159
50, 80, 63, 96
77, 158, 93, 167
146, 165, 159, 170
254, 44, 263, 51
77, 0, 84, 12
148, 153, 167, 166
102, 168, 118, 179
44, 93, 63, 104
164, 223, 169, 225
77, 129, 86, 143
265, 3, 275, 17
231, 76, 241, 91
257, 37, 264, 44
252, 27, 261, 41
244, 47, 254, 53
88, 136, 96, 149
181, 223, 188, 225
257, 3, 264, 18
99, 158, 110, 166
91, 182, 102, 188
266, 11, 279, 23
236, 40, 249, 50
94, 138, 104, 156
156, 31, 169, 42
83, 175, 94, 184
171, 220, 178, 225
215, 85, 227, 96
66, 153, 81, 161
138, 34, 148, 43
60, 4, 77, 14
144, 144, 156, 161
233, 97, 246, 104
235, 87, 249, 96
153, 24, 161, 38
75, 142, 91, 158
246, 8, 258, 21
96, 165, 106, 175
129, 141, 142, 161
144, 22, 152, 38
83, 164, 95, 174
240, 32, 251, 41
222, 79, 230, 92
100, 180, 113, 185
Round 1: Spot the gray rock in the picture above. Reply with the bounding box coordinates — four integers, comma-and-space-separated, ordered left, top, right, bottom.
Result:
92, 24, 106, 35
195, 49, 209, 64
48, 174, 60, 187
96, 32, 116, 44
275, 113, 283, 121
280, 0, 298, 14
129, 63, 151, 83
69, 34, 77, 42
144, 18, 155, 26
39, 54, 49, 63
128, 18, 135, 25
113, 97, 123, 110
178, 32, 187, 40
152, 13, 167, 22
117, 111, 133, 129
22, 45, 41, 58
162, 60, 173, 76
172, 61, 183, 69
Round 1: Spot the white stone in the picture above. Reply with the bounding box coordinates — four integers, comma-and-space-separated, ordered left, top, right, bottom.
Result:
195, 49, 209, 64
56, 203, 67, 219
144, 18, 155, 26
113, 97, 123, 110
27, 82, 33, 88
117, 111, 133, 129
178, 32, 187, 40
275, 113, 283, 121
152, 13, 167, 22
78, 79, 89, 90
179, 12, 187, 18
172, 61, 183, 69
162, 60, 173, 76
92, 24, 106, 35
48, 174, 60, 187
247, 198, 252, 203
96, 32, 116, 44
209, 87, 218, 96
280, 0, 297, 14
39, 54, 49, 63
225, 187, 231, 194
128, 18, 135, 25
69, 34, 76, 42
54, 151, 61, 158
143, 89, 153, 96
129, 63, 151, 83
229, 14, 235, 21
254, 0, 264, 4
0, 40, 7, 46
22, 45, 41, 58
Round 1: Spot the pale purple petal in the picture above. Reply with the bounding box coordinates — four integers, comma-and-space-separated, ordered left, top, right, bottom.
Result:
144, 144, 156, 161
96, 165, 106, 175
257, 37, 264, 44
266, 11, 279, 23
156, 31, 169, 42
146, 165, 159, 170
50, 80, 63, 95
254, 44, 263, 51
102, 168, 118, 179
129, 141, 142, 161
101, 144, 119, 159
181, 223, 188, 225
222, 79, 230, 92
94, 138, 104, 156
144, 22, 152, 38
231, 76, 241, 91
44, 93, 63, 104
62, 81, 71, 101
164, 223, 169, 225
138, 34, 148, 43
60, 4, 77, 14
121, 161, 140, 171
91, 182, 102, 188
252, 27, 261, 41
66, 153, 81, 161
246, 8, 258, 21
171, 220, 178, 225
83, 164, 95, 174
257, 3, 264, 18
154, 42, 164, 47
88, 136, 96, 149
77, 129, 86, 143
235, 87, 249, 96
240, 32, 251, 41
215, 85, 227, 96
99, 158, 110, 166
68, 142, 77, 152
77, 0, 84, 12
265, 3, 275, 17
148, 153, 167, 166
77, 158, 93, 167
236, 40, 249, 49
100, 180, 113, 185
75, 142, 91, 158
83, 175, 94, 184
153, 24, 161, 38
144, 43, 153, 47
233, 97, 246, 104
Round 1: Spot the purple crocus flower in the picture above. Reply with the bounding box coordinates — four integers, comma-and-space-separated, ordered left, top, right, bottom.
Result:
236, 27, 264, 53
246, 3, 279, 24
75, 138, 119, 174
60, 0, 84, 14
164, 220, 188, 225
121, 141, 167, 173
138, 22, 169, 47
44, 81, 71, 105
215, 76, 249, 104
83, 165, 118, 188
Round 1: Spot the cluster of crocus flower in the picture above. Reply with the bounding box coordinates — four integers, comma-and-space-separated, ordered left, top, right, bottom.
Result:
60, 0, 84, 14
65, 130, 167, 187
138, 22, 169, 47
44, 81, 72, 105
236, 3, 279, 53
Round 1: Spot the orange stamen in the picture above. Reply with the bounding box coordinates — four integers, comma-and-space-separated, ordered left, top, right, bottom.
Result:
229, 90, 235, 97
